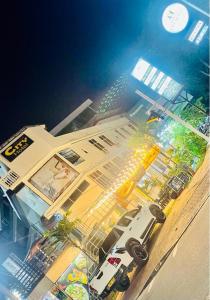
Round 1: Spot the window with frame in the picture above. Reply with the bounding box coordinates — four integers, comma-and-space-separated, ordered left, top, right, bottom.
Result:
99, 135, 115, 146
89, 170, 111, 189
128, 123, 137, 132
120, 127, 130, 136
117, 216, 132, 227
103, 162, 119, 176
115, 129, 126, 139
59, 149, 84, 166
61, 180, 90, 210
89, 139, 107, 152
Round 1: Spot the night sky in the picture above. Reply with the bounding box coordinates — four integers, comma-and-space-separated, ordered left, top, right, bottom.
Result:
1, 0, 209, 143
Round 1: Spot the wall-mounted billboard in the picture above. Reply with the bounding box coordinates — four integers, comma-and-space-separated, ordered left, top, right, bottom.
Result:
132, 58, 183, 101
57, 253, 90, 300
30, 156, 79, 201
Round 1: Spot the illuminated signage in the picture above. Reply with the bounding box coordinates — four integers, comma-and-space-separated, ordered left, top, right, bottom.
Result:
1, 134, 33, 162
188, 20, 208, 45
132, 58, 183, 101
195, 25, 208, 45
162, 3, 189, 33
30, 156, 79, 201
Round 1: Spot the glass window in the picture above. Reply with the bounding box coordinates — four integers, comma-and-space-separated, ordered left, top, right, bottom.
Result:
125, 208, 140, 218
78, 180, 89, 192
100, 228, 123, 254
121, 127, 130, 135
61, 180, 90, 211
89, 171, 111, 189
128, 123, 137, 131
117, 216, 132, 227
99, 135, 115, 146
115, 129, 126, 139
16, 186, 49, 232
59, 149, 84, 166
89, 139, 107, 152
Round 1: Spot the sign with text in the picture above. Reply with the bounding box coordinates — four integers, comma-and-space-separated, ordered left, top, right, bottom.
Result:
1, 134, 33, 162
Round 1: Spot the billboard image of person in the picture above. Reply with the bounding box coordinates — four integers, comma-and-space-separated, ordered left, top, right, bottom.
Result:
30, 156, 79, 201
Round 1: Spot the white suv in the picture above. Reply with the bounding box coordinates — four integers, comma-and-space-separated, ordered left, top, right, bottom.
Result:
89, 203, 166, 298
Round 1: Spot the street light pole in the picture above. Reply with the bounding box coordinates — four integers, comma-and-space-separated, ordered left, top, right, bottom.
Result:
135, 89, 209, 142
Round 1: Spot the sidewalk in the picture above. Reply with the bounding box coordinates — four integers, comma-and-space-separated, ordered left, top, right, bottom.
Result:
120, 148, 210, 300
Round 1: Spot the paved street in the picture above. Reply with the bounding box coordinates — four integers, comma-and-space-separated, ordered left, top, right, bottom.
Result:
138, 199, 209, 300
119, 148, 210, 300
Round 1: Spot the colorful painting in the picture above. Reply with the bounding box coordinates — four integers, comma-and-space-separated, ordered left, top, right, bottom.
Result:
57, 253, 91, 300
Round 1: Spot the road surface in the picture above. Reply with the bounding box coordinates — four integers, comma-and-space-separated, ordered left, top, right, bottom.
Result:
119, 148, 210, 300
138, 199, 209, 300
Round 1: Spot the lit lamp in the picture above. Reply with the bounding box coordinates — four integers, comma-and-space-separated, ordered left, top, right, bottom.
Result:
162, 3, 189, 33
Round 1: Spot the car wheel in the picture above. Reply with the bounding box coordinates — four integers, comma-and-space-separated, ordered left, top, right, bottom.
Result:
101, 288, 112, 299
125, 238, 140, 256
170, 191, 179, 199
149, 204, 166, 223
115, 275, 130, 292
130, 244, 149, 266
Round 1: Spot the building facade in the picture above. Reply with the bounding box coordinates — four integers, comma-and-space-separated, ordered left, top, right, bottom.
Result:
0, 112, 173, 299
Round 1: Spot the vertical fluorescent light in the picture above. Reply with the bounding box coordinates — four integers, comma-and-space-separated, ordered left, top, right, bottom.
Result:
158, 76, 172, 95
151, 72, 164, 90
188, 20, 204, 42
132, 58, 150, 81
144, 67, 157, 86
195, 25, 208, 44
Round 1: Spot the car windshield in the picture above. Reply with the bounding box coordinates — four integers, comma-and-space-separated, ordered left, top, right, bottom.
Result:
117, 209, 139, 227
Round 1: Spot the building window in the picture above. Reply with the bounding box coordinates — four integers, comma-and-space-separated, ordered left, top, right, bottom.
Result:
128, 123, 137, 132
115, 129, 126, 139
103, 162, 119, 176
59, 149, 84, 166
61, 180, 90, 211
99, 135, 115, 146
120, 127, 130, 136
15, 186, 49, 232
89, 139, 107, 152
89, 170, 111, 189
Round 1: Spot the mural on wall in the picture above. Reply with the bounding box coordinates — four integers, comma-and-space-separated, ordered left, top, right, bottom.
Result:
30, 156, 79, 201
57, 253, 90, 300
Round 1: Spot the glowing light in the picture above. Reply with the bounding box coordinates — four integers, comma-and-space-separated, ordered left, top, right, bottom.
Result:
158, 76, 172, 95
195, 25, 208, 45
162, 3, 189, 33
151, 72, 164, 90
132, 59, 150, 81
188, 20, 204, 42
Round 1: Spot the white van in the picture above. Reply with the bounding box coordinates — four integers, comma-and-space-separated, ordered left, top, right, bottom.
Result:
89, 203, 166, 298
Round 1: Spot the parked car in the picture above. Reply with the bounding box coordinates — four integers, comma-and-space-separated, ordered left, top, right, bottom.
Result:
89, 203, 165, 298
198, 116, 210, 136
158, 170, 192, 206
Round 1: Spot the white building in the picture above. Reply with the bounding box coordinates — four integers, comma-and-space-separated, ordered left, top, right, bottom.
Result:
0, 113, 172, 299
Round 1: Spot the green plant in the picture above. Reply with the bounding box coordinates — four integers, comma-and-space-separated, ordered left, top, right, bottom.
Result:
44, 211, 79, 247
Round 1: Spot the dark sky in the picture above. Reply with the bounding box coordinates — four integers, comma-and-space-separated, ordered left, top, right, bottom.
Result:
1, 0, 209, 143
1, 0, 149, 143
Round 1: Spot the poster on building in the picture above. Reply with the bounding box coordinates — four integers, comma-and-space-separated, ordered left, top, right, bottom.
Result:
57, 253, 90, 300
30, 156, 79, 201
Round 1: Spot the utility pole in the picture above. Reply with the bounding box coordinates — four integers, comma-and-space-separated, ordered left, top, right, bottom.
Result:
135, 89, 209, 143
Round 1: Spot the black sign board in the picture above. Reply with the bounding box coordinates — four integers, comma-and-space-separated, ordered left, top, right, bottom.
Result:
1, 134, 33, 162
